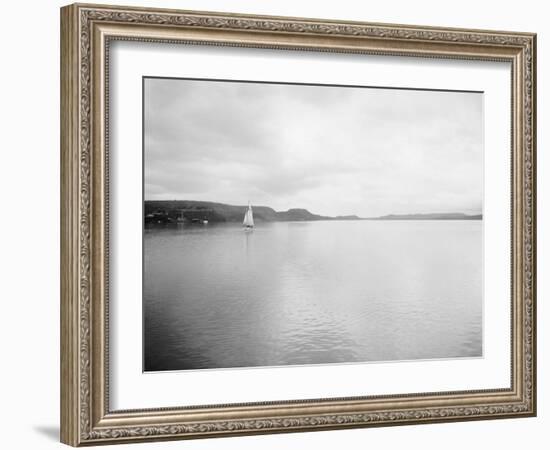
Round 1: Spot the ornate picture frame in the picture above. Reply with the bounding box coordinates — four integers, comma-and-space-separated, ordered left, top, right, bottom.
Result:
60, 3, 536, 446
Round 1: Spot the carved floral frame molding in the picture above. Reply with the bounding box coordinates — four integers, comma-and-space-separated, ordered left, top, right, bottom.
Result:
61, 3, 536, 446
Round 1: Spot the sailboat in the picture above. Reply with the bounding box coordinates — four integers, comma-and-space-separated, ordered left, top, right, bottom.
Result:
243, 202, 254, 230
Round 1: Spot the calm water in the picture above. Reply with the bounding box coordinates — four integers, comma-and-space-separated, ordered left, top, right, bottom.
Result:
144, 220, 482, 371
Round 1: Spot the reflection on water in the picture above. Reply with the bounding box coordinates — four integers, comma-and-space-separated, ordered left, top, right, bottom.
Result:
144, 220, 482, 371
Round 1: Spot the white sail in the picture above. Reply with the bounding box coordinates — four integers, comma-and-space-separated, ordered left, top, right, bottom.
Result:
243, 203, 254, 227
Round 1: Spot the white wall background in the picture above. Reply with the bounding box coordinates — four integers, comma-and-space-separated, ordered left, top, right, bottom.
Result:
0, 1, 545, 449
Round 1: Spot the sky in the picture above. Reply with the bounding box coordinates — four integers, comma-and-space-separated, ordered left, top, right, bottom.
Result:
144, 77, 483, 218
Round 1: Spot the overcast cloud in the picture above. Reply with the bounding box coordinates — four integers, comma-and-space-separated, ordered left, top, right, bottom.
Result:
144, 78, 483, 217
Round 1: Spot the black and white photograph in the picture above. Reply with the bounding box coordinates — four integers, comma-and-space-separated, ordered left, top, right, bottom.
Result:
143, 77, 483, 372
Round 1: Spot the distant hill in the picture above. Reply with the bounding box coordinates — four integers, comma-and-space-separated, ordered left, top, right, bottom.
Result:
144, 200, 333, 223
369, 213, 482, 220
144, 200, 482, 223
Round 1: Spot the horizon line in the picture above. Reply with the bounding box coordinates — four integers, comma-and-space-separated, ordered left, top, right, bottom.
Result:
144, 199, 482, 219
